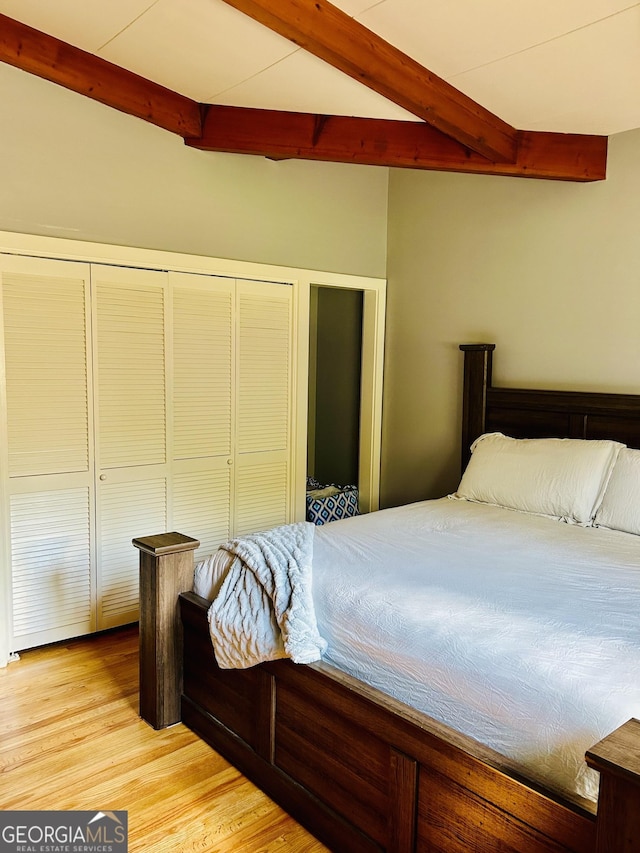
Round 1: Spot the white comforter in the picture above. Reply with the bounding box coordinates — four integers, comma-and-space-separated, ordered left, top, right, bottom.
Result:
310, 498, 640, 804
194, 498, 640, 803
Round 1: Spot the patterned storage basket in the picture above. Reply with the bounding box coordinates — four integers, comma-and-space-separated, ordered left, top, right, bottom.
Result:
306, 477, 359, 525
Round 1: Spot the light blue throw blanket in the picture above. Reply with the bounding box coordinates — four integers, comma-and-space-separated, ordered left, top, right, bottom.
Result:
207, 521, 327, 669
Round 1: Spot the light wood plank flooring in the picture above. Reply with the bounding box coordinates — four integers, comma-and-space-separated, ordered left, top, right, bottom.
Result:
0, 626, 329, 852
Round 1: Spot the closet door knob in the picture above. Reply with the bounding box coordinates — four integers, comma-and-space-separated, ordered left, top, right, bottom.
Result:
99, 474, 107, 481
227, 458, 233, 466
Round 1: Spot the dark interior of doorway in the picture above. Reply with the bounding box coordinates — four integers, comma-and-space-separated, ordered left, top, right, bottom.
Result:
308, 286, 363, 488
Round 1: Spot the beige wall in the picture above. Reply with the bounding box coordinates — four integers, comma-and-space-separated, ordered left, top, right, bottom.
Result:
382, 128, 640, 508
0, 62, 388, 278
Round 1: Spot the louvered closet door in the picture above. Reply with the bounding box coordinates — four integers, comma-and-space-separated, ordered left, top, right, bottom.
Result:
0, 255, 95, 650
171, 273, 234, 560
93, 265, 168, 629
234, 280, 293, 537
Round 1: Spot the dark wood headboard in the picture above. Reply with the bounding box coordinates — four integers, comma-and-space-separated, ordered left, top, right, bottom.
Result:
460, 343, 640, 468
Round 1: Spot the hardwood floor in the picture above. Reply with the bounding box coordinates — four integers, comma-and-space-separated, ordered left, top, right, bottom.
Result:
0, 626, 329, 852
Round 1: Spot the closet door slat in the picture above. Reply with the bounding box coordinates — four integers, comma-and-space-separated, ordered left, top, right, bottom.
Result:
95, 274, 166, 469
234, 452, 289, 537
172, 466, 232, 560
237, 284, 291, 455
10, 486, 92, 644
173, 279, 233, 460
3, 270, 90, 477
234, 281, 292, 536
98, 476, 167, 627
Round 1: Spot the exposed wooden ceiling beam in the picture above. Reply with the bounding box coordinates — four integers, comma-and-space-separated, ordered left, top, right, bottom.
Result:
217, 0, 518, 164
0, 14, 607, 181
0, 13, 202, 138
187, 105, 608, 182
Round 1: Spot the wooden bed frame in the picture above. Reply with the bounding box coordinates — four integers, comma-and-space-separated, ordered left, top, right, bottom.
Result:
134, 343, 640, 853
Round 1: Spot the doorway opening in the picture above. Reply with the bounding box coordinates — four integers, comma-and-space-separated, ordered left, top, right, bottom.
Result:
307, 285, 364, 490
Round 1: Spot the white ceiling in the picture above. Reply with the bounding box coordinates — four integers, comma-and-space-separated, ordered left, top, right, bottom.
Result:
2, 0, 639, 136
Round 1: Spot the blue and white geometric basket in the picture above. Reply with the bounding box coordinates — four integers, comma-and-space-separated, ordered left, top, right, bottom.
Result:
305, 477, 360, 525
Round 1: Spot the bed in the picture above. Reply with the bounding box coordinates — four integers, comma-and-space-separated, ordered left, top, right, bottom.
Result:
134, 343, 640, 853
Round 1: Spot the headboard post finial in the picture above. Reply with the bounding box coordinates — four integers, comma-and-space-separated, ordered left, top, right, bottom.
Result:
459, 344, 495, 471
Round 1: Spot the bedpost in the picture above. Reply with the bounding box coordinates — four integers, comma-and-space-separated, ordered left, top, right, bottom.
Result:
133, 532, 200, 729
459, 343, 495, 470
586, 718, 640, 853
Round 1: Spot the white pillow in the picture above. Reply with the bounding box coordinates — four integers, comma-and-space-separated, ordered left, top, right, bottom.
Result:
453, 432, 623, 524
594, 447, 640, 535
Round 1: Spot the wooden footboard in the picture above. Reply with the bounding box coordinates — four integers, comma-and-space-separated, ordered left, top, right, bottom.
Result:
134, 535, 640, 853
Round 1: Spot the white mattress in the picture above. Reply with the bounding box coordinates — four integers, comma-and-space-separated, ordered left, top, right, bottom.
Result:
309, 498, 640, 804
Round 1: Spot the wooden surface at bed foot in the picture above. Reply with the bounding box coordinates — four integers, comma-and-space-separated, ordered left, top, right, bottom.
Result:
586, 718, 640, 853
